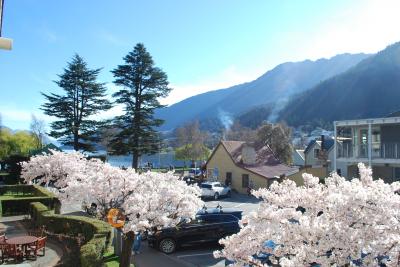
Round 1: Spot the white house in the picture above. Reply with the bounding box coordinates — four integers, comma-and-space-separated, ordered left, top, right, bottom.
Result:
304, 135, 335, 173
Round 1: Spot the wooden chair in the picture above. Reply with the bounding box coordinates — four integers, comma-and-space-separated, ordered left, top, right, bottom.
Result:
26, 236, 46, 258
36, 237, 46, 256
0, 243, 23, 263
0, 234, 7, 244
28, 226, 46, 237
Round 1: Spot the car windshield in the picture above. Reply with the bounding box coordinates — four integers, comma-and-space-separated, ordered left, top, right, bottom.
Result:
200, 184, 212, 189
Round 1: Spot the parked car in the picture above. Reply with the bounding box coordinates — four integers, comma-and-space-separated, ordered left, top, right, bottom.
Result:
182, 176, 199, 185
148, 207, 242, 254
200, 182, 231, 200
188, 168, 202, 177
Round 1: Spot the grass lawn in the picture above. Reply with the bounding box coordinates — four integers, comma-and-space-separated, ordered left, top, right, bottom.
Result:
103, 249, 135, 267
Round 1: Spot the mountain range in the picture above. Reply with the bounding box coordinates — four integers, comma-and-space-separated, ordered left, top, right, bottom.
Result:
279, 42, 400, 126
156, 53, 369, 131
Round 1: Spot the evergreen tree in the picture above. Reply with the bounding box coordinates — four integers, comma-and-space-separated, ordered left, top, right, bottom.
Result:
41, 54, 111, 151
111, 43, 171, 169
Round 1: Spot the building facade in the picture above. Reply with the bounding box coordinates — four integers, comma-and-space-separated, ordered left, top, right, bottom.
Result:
333, 116, 400, 182
304, 136, 335, 173
206, 141, 299, 194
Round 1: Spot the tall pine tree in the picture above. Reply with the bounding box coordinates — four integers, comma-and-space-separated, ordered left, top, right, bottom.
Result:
111, 43, 171, 169
41, 54, 111, 152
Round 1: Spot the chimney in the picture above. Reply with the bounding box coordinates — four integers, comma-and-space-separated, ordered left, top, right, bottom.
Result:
321, 135, 325, 150
241, 144, 257, 165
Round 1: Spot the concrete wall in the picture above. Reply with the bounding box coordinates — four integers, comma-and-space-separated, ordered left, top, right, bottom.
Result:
327, 148, 335, 173
206, 144, 272, 194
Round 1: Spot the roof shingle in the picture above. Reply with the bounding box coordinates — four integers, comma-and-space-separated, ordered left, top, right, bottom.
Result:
219, 141, 298, 179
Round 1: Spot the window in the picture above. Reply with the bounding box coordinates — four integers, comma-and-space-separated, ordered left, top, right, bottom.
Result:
242, 174, 249, 188
213, 167, 219, 178
200, 184, 212, 189
394, 168, 400, 181
314, 149, 320, 159
203, 214, 238, 223
225, 172, 232, 186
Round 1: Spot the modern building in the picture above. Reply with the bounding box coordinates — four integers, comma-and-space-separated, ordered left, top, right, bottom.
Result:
333, 116, 400, 182
206, 141, 299, 193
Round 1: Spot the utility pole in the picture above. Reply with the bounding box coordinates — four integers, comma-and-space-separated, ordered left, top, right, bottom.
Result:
0, 0, 13, 50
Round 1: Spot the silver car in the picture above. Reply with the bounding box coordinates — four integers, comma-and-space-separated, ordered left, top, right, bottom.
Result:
200, 182, 231, 200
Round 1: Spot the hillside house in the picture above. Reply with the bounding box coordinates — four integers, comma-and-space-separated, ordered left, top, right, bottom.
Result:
292, 149, 305, 166
304, 135, 335, 173
334, 115, 400, 182
206, 141, 299, 193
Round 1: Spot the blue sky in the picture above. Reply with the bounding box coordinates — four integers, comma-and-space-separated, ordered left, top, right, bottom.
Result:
1, 0, 400, 130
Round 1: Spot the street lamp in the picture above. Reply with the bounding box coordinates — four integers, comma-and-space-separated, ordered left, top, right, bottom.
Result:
0, 0, 12, 50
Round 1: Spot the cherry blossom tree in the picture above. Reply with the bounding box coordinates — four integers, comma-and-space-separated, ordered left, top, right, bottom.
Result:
216, 163, 400, 267
21, 149, 87, 188
21, 150, 204, 267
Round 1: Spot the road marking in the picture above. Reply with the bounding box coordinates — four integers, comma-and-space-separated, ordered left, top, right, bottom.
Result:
233, 203, 245, 208
177, 252, 214, 258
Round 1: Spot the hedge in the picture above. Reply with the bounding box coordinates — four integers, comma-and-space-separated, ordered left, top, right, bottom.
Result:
30, 202, 112, 267
0, 185, 61, 217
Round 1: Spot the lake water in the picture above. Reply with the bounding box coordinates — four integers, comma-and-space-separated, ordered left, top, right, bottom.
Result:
106, 152, 203, 169
63, 149, 202, 169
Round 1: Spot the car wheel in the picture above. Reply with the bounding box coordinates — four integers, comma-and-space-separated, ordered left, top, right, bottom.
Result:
214, 192, 219, 200
227, 190, 231, 197
159, 238, 176, 254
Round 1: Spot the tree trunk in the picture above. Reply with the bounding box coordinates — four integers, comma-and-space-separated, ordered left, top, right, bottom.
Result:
119, 231, 135, 267
73, 130, 79, 151
132, 152, 139, 170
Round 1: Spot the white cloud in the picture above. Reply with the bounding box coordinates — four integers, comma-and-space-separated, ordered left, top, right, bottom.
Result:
162, 65, 265, 106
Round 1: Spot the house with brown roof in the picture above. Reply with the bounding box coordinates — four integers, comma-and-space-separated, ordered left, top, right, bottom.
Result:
206, 141, 299, 194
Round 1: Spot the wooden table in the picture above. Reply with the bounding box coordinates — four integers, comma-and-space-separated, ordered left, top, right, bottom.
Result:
6, 236, 38, 245
6, 236, 38, 257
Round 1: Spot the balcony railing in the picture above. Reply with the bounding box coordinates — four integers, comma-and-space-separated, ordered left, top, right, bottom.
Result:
338, 143, 400, 159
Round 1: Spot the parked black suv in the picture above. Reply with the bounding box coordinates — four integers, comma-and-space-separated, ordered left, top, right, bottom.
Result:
148, 207, 242, 254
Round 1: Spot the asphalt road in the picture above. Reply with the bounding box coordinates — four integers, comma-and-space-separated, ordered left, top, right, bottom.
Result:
164, 193, 261, 267
62, 192, 260, 267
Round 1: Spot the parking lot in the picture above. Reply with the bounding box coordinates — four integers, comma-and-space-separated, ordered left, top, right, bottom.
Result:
64, 190, 259, 267
165, 192, 260, 267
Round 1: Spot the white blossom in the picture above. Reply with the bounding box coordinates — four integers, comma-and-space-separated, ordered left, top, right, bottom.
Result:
21, 150, 204, 233
216, 163, 400, 267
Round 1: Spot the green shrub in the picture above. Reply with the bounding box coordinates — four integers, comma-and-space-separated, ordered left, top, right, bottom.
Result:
0, 185, 58, 217
30, 202, 112, 267
3, 155, 30, 184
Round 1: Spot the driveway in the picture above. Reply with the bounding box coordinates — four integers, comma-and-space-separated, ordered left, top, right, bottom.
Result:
204, 192, 260, 216
62, 192, 259, 267
152, 193, 260, 267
